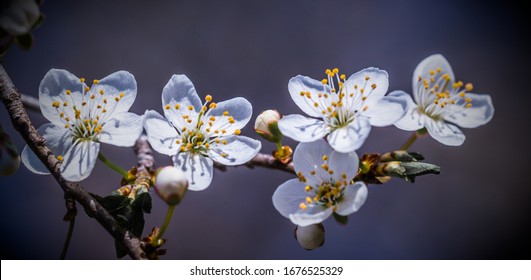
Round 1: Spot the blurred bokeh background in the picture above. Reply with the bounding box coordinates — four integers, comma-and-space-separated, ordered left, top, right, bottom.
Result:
1, 0, 530, 259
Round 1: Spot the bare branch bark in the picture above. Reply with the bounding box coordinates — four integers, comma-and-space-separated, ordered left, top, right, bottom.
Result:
0, 64, 147, 260
246, 153, 294, 173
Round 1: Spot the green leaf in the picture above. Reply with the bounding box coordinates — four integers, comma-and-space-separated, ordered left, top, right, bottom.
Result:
91, 193, 131, 213
15, 33, 33, 50
114, 240, 127, 259
129, 208, 145, 238
133, 192, 152, 214
32, 14, 46, 29
332, 212, 348, 225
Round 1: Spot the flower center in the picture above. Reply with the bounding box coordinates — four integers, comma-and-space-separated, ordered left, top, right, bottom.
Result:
297, 154, 350, 211
168, 95, 242, 157
50, 78, 127, 143
299, 68, 376, 130
416, 68, 474, 119
178, 130, 209, 155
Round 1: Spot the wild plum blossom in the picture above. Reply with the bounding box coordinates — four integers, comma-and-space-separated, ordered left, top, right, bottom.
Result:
272, 139, 367, 227
278, 68, 408, 153
143, 75, 261, 191
393, 54, 494, 146
21, 69, 143, 181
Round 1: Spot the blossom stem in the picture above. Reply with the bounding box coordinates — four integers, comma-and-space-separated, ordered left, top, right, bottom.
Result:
275, 141, 283, 152
155, 204, 176, 242
399, 133, 418, 151
59, 217, 75, 260
97, 152, 128, 178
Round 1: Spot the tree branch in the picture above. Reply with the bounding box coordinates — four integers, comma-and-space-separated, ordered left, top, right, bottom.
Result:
0, 64, 147, 260
244, 153, 294, 173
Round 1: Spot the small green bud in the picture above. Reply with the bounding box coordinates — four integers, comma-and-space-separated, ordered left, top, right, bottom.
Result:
154, 166, 188, 205
294, 223, 325, 251
375, 161, 441, 183
255, 109, 283, 143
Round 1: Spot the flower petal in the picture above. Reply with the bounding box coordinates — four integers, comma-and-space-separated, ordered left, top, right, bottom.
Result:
272, 178, 313, 218
425, 118, 465, 146
392, 91, 426, 131
344, 67, 389, 104
162, 74, 202, 128
172, 152, 213, 191
21, 123, 71, 175
89, 71, 137, 115
288, 75, 332, 118
143, 110, 181, 156
290, 206, 334, 227
444, 93, 494, 128
328, 150, 359, 182
363, 90, 408, 127
412, 54, 454, 103
208, 135, 261, 166
39, 69, 85, 125
327, 117, 371, 153
335, 182, 368, 216
207, 97, 252, 134
278, 114, 328, 143
293, 139, 334, 185
99, 112, 143, 147
60, 140, 100, 182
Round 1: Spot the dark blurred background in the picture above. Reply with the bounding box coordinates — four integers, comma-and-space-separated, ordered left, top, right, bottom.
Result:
1, 0, 530, 259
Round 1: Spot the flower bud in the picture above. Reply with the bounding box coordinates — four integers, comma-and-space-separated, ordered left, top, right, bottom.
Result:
0, 0, 40, 36
255, 109, 283, 143
154, 166, 188, 205
0, 129, 20, 176
294, 223, 325, 250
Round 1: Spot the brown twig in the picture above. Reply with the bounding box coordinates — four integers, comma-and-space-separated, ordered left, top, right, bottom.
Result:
0, 64, 147, 260
213, 153, 294, 174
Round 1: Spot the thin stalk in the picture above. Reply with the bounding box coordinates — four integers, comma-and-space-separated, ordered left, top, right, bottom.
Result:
59, 217, 75, 260
155, 204, 176, 242
98, 152, 128, 178
399, 132, 418, 151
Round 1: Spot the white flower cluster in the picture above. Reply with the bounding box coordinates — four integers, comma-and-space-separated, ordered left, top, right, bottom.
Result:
22, 71, 261, 189
272, 54, 494, 227
20, 54, 494, 231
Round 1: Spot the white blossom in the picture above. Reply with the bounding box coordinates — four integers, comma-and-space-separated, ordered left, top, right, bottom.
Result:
272, 139, 367, 227
278, 68, 408, 153
144, 74, 261, 191
393, 54, 494, 146
21, 69, 143, 181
